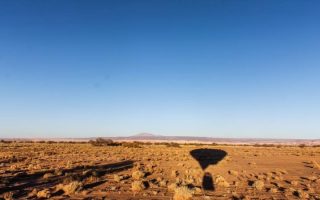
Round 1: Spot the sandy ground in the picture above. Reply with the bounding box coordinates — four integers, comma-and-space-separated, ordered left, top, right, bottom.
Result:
0, 142, 319, 199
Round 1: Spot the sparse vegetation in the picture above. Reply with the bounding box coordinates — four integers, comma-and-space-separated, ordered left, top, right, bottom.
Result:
299, 144, 306, 148
121, 141, 142, 148
0, 142, 319, 199
36, 189, 51, 198
60, 181, 83, 195
131, 180, 146, 193
215, 175, 230, 187
165, 142, 181, 148
173, 186, 193, 200
253, 180, 264, 191
132, 170, 145, 180
89, 138, 119, 146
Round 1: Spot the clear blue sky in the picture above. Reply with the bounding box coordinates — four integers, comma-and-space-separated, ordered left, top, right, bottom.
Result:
1, 1, 319, 139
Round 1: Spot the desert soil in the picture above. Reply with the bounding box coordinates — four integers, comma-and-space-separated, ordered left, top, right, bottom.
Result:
0, 142, 319, 199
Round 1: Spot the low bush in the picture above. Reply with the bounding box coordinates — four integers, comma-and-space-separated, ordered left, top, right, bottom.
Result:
165, 142, 181, 148
89, 138, 119, 146
121, 141, 142, 148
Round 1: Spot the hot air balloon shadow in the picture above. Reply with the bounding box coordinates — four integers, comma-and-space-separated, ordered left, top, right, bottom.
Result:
190, 148, 227, 191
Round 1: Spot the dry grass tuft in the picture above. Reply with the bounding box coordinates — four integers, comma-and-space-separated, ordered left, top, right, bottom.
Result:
131, 180, 146, 193
114, 174, 122, 182
215, 175, 230, 187
132, 170, 145, 180
159, 179, 167, 187
3, 192, 13, 200
253, 180, 264, 191
60, 181, 83, 195
122, 142, 142, 148
89, 138, 119, 146
37, 189, 51, 199
173, 186, 193, 200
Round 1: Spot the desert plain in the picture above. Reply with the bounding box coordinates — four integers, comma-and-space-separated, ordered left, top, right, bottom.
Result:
0, 141, 319, 200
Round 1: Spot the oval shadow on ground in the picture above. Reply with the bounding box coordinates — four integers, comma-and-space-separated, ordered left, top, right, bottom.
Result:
190, 148, 227, 191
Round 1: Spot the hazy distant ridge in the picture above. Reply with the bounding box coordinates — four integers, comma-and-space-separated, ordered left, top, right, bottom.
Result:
2, 133, 319, 145
98, 133, 320, 145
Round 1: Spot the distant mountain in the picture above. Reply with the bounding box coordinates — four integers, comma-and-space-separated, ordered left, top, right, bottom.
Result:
126, 133, 166, 140
130, 133, 160, 138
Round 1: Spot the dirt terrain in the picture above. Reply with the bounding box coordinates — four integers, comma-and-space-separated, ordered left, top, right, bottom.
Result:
0, 142, 319, 199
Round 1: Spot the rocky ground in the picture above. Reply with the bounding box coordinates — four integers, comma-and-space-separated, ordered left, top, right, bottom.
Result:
0, 142, 319, 199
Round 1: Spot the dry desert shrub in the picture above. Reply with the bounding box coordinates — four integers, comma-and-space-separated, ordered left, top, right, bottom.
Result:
37, 189, 51, 199
62, 174, 82, 185
269, 187, 278, 193
215, 175, 230, 187
306, 175, 317, 181
114, 174, 123, 182
165, 142, 181, 148
253, 144, 277, 147
122, 142, 142, 148
132, 170, 145, 180
183, 175, 196, 185
299, 144, 306, 148
159, 179, 168, 187
27, 189, 38, 198
89, 138, 119, 146
85, 175, 100, 184
188, 169, 202, 179
134, 162, 142, 169
145, 163, 156, 173
253, 180, 264, 191
131, 180, 146, 193
58, 181, 83, 195
173, 186, 193, 200
290, 180, 298, 186
3, 192, 13, 200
